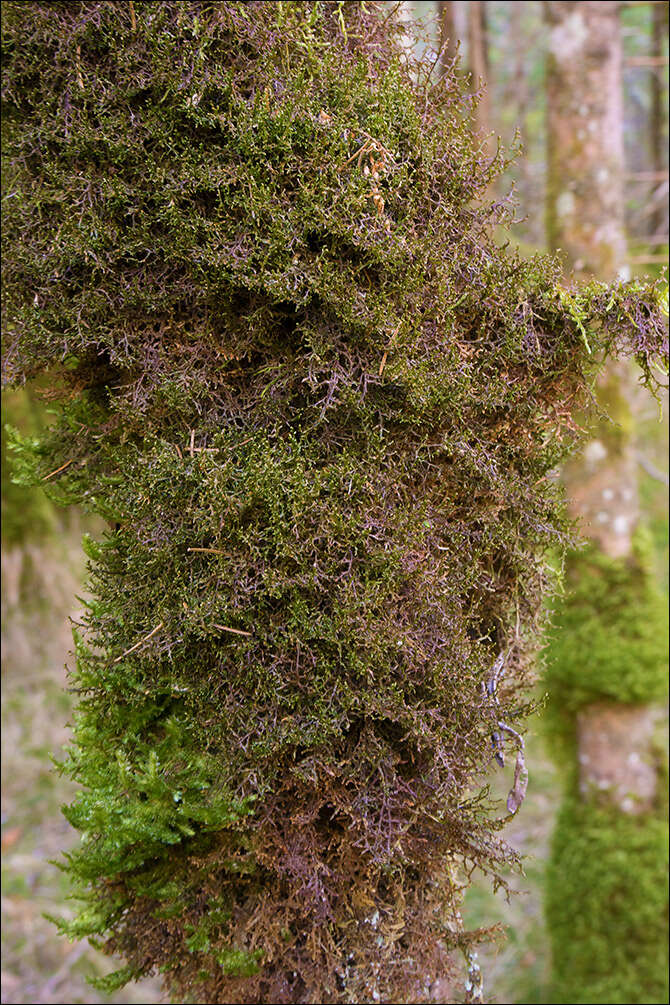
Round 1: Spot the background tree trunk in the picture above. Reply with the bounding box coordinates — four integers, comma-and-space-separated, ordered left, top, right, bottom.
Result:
544, 4, 668, 1002
545, 0, 627, 278
468, 2, 493, 157
649, 0, 669, 239
507, 1, 532, 203
438, 1, 459, 71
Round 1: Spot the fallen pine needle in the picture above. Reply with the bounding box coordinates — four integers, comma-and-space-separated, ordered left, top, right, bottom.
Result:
214, 623, 252, 637
43, 459, 73, 480
113, 621, 164, 662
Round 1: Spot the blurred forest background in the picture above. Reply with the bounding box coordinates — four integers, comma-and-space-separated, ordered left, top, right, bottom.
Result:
1, 2, 667, 1003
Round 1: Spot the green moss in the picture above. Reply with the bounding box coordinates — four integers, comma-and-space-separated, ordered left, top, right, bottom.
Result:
546, 798, 669, 1005
545, 531, 669, 714
2, 2, 667, 1003
1, 389, 56, 547
594, 370, 635, 450
543, 529, 668, 1004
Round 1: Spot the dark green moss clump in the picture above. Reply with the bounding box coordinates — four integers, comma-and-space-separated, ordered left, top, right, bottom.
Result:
544, 535, 669, 1005
2, 3, 667, 1003
2, 389, 57, 547
546, 800, 669, 1005
545, 534, 669, 712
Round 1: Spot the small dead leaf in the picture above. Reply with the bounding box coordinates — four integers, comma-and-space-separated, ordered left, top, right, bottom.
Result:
506, 749, 528, 814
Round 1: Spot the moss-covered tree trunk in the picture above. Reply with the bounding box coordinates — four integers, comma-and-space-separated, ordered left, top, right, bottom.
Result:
1, 3, 666, 1003
544, 3, 669, 1002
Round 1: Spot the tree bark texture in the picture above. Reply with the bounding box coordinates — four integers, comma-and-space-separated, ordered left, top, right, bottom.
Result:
649, 1, 669, 238
468, 2, 492, 157
546, 1, 627, 279
545, 4, 668, 1002
438, 1, 459, 72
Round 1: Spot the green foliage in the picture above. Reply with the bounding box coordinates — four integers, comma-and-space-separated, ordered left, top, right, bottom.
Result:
87, 965, 144, 994
1, 2, 667, 1003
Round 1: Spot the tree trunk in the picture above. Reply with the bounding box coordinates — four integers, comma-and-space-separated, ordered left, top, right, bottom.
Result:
545, 4, 668, 1003
649, 1, 669, 239
545, 1, 628, 279
468, 2, 492, 157
438, 1, 459, 72
507, 1, 532, 202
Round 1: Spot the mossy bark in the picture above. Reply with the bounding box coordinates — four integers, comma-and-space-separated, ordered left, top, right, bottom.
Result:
544, 531, 669, 1004
1, 2, 666, 1002
544, 4, 669, 1002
